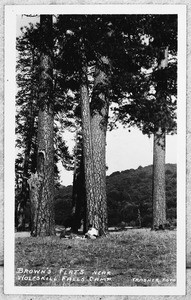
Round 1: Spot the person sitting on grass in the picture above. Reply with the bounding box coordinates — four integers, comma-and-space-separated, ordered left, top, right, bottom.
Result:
85, 224, 98, 239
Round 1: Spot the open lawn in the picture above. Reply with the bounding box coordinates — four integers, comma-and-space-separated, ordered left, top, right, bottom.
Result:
15, 228, 176, 287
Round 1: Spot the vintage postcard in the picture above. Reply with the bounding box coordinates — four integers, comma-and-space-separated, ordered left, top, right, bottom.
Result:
4, 4, 186, 295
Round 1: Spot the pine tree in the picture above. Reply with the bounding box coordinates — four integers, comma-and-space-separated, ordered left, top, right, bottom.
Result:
152, 46, 168, 230
79, 37, 96, 232
16, 18, 74, 232
42, 14, 177, 234
113, 15, 177, 230
90, 56, 111, 234
16, 24, 40, 230
70, 128, 86, 233
28, 15, 55, 236
55, 15, 147, 235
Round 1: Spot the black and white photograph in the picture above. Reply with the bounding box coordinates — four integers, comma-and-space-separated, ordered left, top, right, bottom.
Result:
4, 5, 186, 295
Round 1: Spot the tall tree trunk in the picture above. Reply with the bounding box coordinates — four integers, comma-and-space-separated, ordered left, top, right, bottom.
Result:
28, 15, 55, 236
71, 132, 80, 233
152, 46, 168, 230
79, 41, 96, 232
71, 153, 86, 233
71, 129, 86, 233
90, 56, 111, 235
16, 118, 33, 231
16, 48, 36, 231
152, 128, 166, 229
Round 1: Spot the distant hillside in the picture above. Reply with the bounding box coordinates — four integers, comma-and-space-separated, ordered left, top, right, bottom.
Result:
55, 164, 176, 227
106, 164, 176, 227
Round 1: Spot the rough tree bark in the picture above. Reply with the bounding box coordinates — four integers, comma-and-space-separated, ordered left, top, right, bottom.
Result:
152, 46, 168, 230
90, 56, 111, 235
71, 153, 86, 233
152, 128, 166, 229
16, 109, 34, 231
71, 129, 86, 233
28, 15, 55, 236
79, 40, 96, 233
16, 48, 36, 231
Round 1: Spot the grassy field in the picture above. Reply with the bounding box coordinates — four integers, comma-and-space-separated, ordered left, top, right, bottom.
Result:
15, 228, 176, 287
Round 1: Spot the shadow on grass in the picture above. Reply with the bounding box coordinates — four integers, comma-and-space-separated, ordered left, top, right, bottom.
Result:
15, 228, 176, 287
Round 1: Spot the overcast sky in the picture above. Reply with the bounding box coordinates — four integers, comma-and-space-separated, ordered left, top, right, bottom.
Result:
16, 15, 177, 186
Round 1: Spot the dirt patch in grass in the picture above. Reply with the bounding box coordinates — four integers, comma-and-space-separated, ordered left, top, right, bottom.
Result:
15, 228, 176, 287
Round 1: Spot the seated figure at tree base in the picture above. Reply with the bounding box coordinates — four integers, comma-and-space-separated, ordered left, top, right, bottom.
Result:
85, 224, 98, 239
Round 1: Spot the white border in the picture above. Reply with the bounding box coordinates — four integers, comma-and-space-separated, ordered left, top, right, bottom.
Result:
4, 4, 186, 295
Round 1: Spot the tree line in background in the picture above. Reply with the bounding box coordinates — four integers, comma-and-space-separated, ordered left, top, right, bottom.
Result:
21, 164, 177, 230
15, 14, 177, 236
